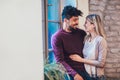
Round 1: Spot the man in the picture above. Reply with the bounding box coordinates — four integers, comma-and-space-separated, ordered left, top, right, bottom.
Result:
51, 5, 91, 80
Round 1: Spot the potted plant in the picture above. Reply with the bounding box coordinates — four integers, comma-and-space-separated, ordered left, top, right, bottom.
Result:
44, 62, 71, 80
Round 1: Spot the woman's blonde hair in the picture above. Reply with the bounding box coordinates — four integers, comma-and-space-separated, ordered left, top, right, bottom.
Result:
86, 14, 106, 39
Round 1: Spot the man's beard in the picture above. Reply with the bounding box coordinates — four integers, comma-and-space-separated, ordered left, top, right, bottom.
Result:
69, 26, 77, 33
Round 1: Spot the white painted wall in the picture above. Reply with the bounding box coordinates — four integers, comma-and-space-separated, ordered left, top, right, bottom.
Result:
0, 0, 43, 80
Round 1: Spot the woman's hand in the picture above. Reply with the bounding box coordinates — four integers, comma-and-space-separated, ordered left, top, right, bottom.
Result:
69, 54, 84, 62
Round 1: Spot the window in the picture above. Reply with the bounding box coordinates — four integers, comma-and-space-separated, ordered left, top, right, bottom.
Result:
47, 0, 61, 63
43, 0, 61, 63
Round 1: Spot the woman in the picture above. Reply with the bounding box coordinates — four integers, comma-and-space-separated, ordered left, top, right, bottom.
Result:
70, 14, 107, 80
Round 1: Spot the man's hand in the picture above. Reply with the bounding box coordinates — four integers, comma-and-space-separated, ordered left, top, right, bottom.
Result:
74, 74, 84, 80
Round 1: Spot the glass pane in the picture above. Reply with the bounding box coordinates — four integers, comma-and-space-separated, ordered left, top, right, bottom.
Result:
48, 22, 59, 49
48, 51, 56, 63
61, 0, 76, 10
47, 0, 60, 64
48, 22, 59, 63
48, 0, 60, 21
63, 0, 76, 7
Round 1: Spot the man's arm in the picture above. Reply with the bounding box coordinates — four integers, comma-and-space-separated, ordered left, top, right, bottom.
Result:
51, 35, 77, 77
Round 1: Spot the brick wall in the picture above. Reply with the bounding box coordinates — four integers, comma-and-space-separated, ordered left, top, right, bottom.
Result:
89, 0, 120, 80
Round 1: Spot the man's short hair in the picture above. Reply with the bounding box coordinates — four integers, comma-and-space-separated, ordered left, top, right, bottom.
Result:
62, 5, 83, 21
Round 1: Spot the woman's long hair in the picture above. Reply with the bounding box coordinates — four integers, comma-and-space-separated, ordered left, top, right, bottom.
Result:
86, 14, 106, 39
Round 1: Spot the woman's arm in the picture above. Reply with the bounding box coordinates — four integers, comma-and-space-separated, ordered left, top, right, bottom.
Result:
70, 38, 107, 68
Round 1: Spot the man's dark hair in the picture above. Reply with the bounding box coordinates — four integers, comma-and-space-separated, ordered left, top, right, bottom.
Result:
62, 5, 83, 21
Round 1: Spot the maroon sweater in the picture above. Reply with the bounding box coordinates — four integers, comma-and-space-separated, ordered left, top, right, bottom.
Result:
51, 28, 86, 77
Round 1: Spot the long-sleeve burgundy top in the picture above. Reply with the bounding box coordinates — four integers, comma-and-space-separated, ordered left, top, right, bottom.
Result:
51, 28, 86, 77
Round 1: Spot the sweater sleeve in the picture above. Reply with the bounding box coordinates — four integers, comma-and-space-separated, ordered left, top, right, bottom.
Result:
97, 38, 107, 67
51, 35, 77, 77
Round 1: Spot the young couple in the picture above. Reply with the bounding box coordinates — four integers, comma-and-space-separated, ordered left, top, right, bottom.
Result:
51, 5, 107, 80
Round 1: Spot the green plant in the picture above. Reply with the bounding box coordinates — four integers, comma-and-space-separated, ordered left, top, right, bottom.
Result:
44, 62, 71, 80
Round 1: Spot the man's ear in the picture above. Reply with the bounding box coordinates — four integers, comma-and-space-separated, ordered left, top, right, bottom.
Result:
64, 18, 68, 23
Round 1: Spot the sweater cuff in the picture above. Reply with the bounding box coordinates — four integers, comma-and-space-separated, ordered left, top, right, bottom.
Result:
70, 69, 77, 77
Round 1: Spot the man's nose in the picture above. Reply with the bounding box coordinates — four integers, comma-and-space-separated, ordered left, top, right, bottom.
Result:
76, 20, 79, 23
75, 21, 78, 25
